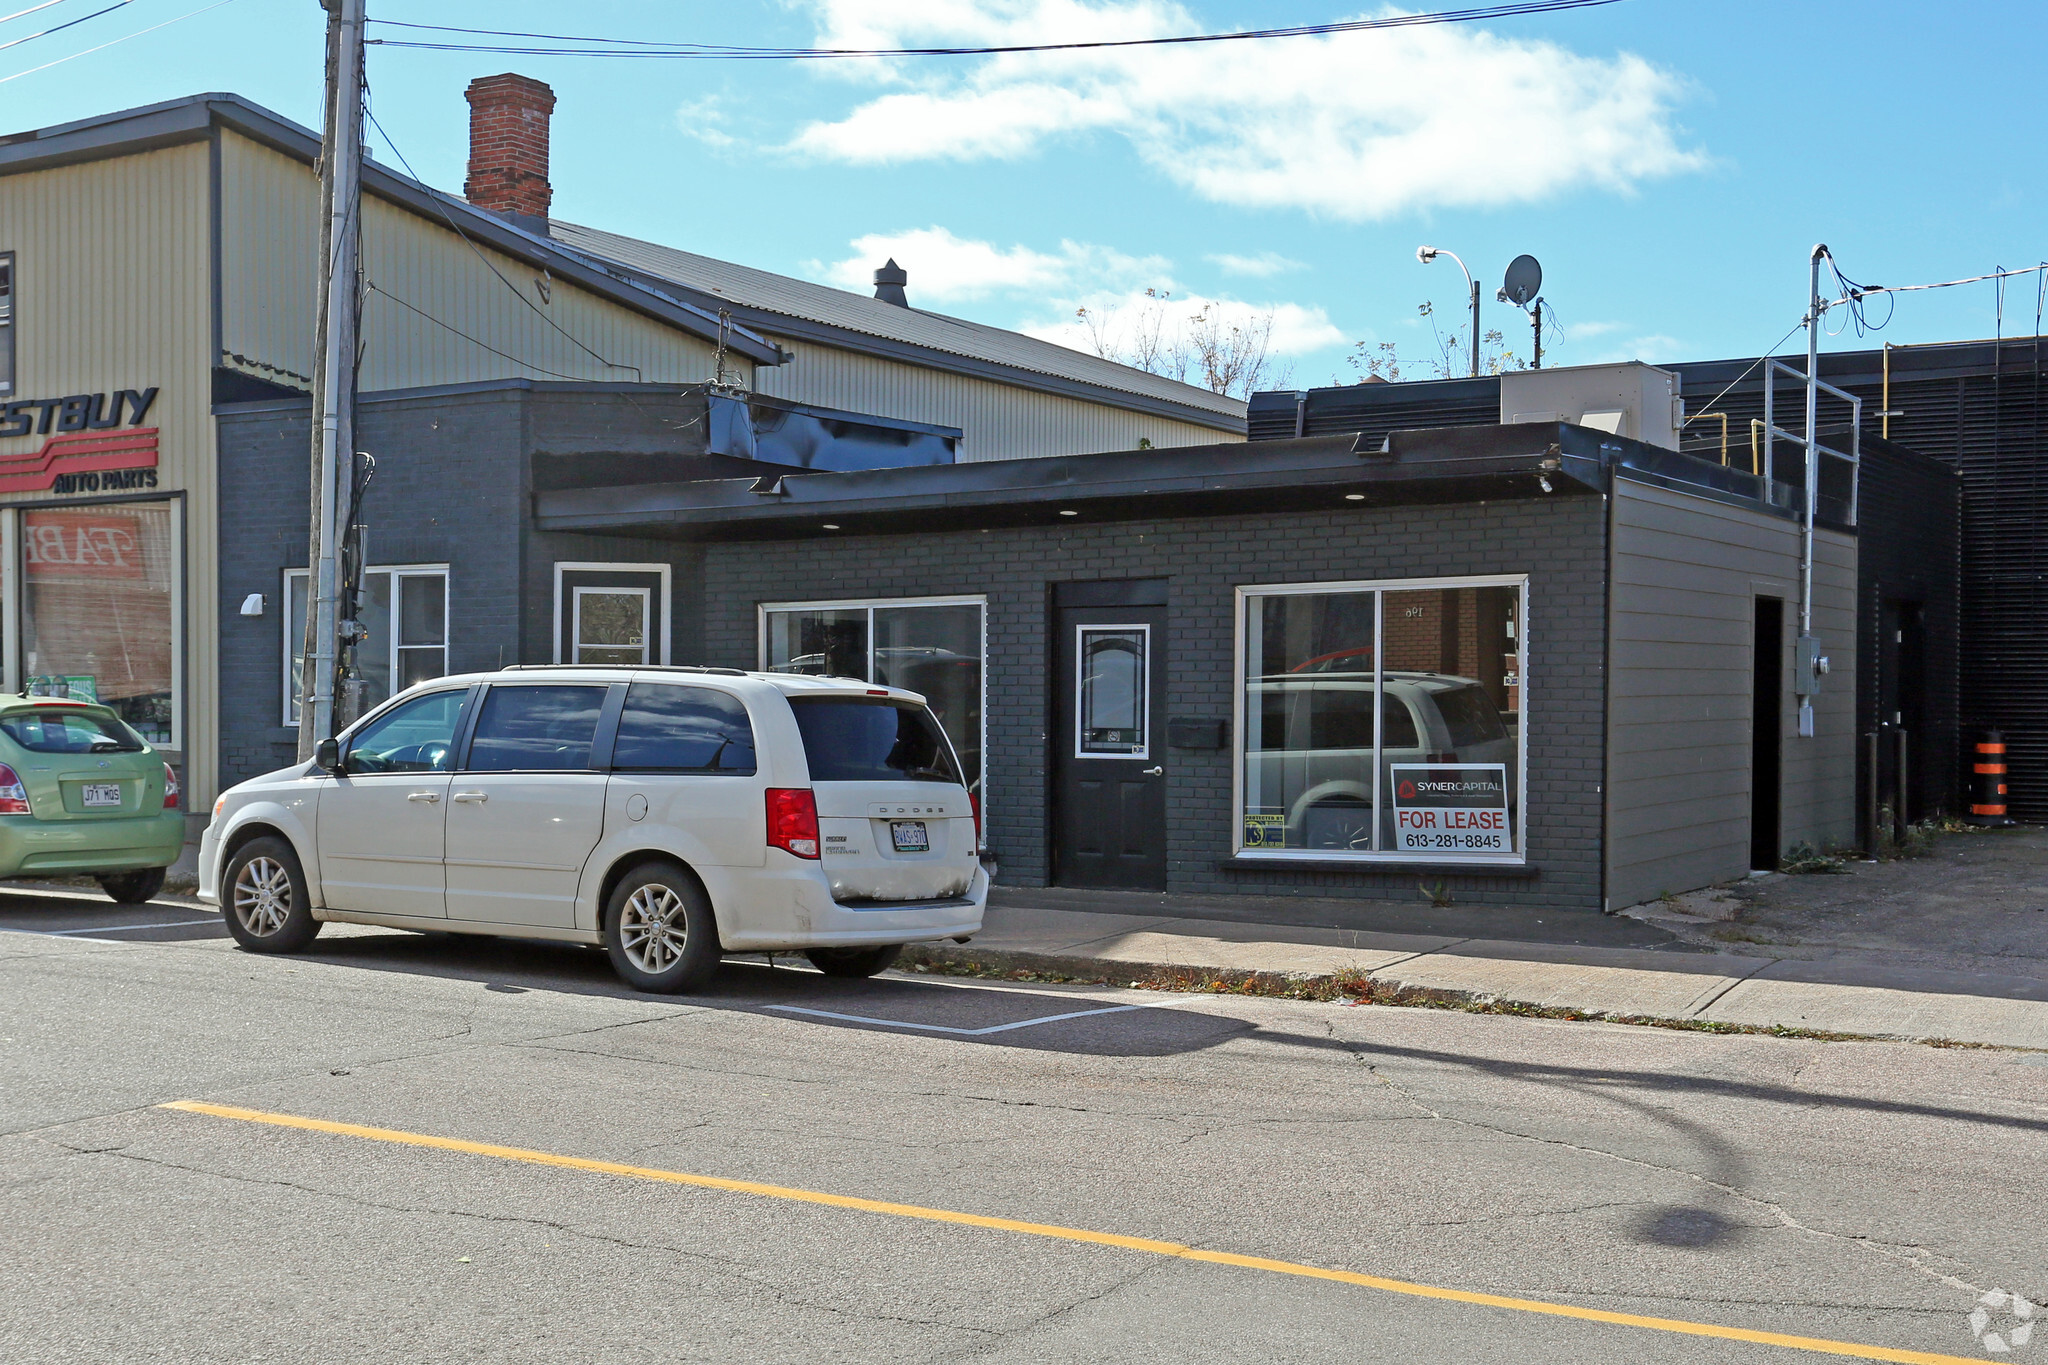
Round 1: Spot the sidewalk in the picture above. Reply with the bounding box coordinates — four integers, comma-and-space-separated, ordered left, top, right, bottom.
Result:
902, 873, 2048, 1050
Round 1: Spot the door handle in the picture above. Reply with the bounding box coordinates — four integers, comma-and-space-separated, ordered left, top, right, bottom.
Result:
1141, 766, 1164, 776
406, 792, 440, 803
452, 791, 488, 803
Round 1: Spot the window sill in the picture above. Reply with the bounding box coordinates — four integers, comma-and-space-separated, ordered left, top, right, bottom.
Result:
1219, 856, 1540, 879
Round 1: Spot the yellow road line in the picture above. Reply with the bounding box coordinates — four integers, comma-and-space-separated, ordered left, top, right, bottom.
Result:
161, 1099, 1979, 1365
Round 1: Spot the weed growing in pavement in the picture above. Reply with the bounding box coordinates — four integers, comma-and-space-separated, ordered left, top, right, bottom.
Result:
1417, 879, 1454, 908
1780, 841, 1847, 874
895, 954, 2033, 1051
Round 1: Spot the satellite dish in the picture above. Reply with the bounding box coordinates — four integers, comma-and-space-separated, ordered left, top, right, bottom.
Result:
1501, 254, 1543, 308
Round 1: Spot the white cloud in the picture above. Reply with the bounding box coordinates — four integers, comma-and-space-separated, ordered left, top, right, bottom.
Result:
816, 225, 1167, 303
673, 96, 738, 149
787, 1, 1702, 220
813, 226, 1344, 373
1024, 287, 1343, 359
1206, 251, 1304, 278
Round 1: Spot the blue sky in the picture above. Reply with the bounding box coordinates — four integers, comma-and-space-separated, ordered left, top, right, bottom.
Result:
6, 1, 2046, 393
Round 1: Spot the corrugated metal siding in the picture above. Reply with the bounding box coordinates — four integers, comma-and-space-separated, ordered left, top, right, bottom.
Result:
0, 140, 218, 798
1605, 480, 1857, 908
753, 339, 1233, 462
219, 132, 725, 393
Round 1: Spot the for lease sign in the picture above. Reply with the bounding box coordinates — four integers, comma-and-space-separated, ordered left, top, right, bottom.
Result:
1390, 764, 1513, 854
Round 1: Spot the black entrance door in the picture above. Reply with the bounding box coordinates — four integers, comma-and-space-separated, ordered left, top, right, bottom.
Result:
1750, 596, 1783, 871
1052, 587, 1168, 889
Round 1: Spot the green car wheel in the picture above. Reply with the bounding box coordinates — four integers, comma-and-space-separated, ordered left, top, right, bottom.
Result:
96, 868, 167, 905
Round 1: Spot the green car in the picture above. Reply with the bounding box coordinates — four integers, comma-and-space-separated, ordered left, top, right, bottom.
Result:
0, 695, 185, 903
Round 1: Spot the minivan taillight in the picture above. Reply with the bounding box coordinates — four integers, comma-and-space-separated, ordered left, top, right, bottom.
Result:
162, 762, 181, 810
970, 792, 981, 840
0, 764, 29, 815
765, 787, 820, 859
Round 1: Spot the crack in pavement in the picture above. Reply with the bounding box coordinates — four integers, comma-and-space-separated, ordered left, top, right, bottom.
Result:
1324, 1021, 1995, 1300
48, 1141, 999, 1342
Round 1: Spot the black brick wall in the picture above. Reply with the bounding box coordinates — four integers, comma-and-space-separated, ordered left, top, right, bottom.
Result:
215, 382, 711, 788
700, 493, 1611, 915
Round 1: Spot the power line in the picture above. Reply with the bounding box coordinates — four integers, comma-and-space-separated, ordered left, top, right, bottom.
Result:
0, 1, 80, 28
0, 0, 236, 82
0, 0, 131, 53
361, 97, 642, 381
364, 1, 1625, 60
364, 281, 605, 382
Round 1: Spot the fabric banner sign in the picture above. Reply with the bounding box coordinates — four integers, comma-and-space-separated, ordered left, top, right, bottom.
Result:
1389, 763, 1512, 854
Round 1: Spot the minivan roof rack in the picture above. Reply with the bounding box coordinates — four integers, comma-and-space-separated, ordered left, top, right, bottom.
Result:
501, 663, 749, 677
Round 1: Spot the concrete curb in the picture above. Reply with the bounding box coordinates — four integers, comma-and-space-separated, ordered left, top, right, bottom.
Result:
898, 940, 2048, 1050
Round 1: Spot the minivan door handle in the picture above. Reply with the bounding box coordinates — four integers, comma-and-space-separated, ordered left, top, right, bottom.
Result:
451, 791, 488, 803
1141, 766, 1164, 776
406, 791, 441, 803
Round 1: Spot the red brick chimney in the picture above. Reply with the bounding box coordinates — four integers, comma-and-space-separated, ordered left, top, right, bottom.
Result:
463, 73, 555, 229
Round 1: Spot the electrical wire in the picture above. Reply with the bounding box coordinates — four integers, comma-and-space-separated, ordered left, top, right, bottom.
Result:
362, 96, 643, 382
364, 0, 1625, 60
0, 0, 130, 53
0, 0, 79, 28
363, 281, 606, 382
0, 0, 236, 83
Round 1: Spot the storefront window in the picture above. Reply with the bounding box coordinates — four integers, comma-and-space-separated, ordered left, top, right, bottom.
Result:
21, 502, 176, 744
286, 566, 449, 724
762, 596, 985, 814
1239, 577, 1524, 861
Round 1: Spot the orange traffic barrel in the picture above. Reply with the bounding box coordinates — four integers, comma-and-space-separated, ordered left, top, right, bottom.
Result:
1968, 731, 2016, 826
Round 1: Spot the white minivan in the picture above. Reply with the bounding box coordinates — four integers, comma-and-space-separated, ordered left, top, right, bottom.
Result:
198, 667, 986, 992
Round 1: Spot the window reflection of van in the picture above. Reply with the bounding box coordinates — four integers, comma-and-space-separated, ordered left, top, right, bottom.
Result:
1243, 672, 1516, 852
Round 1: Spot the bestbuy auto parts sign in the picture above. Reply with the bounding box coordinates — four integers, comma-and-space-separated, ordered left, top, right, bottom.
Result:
1390, 764, 1513, 854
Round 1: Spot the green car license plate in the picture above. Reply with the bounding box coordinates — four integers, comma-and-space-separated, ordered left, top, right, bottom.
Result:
890, 820, 929, 852
81, 782, 123, 808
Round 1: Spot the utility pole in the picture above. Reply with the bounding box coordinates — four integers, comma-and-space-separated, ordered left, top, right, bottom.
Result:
1797, 242, 1825, 740
298, 0, 366, 759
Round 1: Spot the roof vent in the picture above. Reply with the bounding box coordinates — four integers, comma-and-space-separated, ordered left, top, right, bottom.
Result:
872, 258, 908, 308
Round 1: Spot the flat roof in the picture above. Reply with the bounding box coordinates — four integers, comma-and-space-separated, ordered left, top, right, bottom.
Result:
533, 421, 1809, 542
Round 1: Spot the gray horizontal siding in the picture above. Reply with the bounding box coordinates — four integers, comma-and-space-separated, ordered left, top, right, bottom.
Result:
1605, 480, 1857, 908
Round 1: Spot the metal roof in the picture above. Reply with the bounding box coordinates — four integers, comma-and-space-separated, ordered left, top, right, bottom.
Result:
547, 220, 1248, 432
0, 94, 785, 366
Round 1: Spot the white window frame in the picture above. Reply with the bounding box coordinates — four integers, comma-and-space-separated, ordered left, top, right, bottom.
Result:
552, 561, 672, 665
758, 593, 989, 834
1232, 572, 1529, 866
1073, 623, 1151, 761
284, 563, 450, 726
572, 585, 651, 665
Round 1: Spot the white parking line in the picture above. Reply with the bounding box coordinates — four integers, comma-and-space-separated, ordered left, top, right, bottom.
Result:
762, 1002, 1150, 1035
0, 918, 219, 939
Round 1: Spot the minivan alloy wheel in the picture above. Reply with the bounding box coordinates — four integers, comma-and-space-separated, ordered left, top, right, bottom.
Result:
232, 856, 294, 937
619, 883, 689, 973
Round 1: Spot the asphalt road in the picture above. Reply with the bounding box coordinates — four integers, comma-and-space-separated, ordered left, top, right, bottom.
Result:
3, 886, 2044, 1364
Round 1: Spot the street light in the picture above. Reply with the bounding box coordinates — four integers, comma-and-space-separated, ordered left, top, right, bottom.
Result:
1417, 244, 1480, 378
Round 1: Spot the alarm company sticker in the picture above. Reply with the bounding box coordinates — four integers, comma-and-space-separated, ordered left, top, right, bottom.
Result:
1389, 764, 1512, 854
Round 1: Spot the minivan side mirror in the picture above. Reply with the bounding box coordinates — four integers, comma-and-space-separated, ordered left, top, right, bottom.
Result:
315, 738, 344, 774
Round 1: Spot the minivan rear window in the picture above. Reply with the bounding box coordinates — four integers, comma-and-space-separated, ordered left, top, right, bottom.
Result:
611, 683, 756, 774
788, 697, 961, 784
0, 709, 144, 754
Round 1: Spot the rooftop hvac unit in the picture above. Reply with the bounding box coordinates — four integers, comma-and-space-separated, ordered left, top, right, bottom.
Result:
1499, 361, 1683, 452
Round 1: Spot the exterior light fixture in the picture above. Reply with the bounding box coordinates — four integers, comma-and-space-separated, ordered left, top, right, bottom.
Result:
821, 523, 841, 530
1058, 509, 1078, 517
1344, 493, 1365, 501
1416, 244, 1481, 378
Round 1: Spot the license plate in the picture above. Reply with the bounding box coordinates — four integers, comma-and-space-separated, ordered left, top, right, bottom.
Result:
890, 820, 929, 852
81, 783, 123, 809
